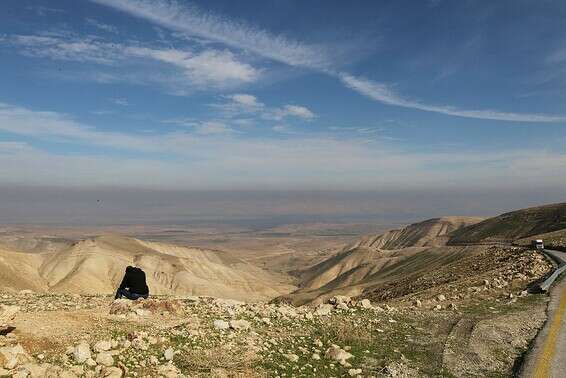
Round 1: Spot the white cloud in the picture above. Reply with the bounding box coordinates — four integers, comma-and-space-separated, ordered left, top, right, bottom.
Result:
90, 0, 566, 123
90, 0, 330, 68
86, 18, 119, 33
11, 35, 116, 64
192, 121, 234, 135
1, 102, 566, 190
126, 47, 259, 86
211, 94, 316, 121
5, 34, 260, 89
339, 73, 566, 123
228, 94, 264, 109
273, 105, 316, 120
111, 98, 129, 106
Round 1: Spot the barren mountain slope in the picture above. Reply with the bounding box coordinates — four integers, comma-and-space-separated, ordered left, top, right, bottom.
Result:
282, 217, 483, 305
448, 202, 566, 245
280, 207, 560, 306
0, 247, 47, 292
358, 216, 483, 250
1, 235, 295, 301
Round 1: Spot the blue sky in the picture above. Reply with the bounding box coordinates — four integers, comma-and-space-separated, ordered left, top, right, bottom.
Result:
0, 0, 565, 191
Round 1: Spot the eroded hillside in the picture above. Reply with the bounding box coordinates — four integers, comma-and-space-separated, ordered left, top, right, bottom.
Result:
0, 235, 294, 301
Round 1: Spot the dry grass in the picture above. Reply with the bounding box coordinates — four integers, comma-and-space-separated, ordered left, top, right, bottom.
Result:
174, 345, 260, 377
325, 319, 375, 346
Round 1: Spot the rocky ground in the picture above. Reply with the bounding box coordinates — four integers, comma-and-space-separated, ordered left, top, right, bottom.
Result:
0, 247, 554, 377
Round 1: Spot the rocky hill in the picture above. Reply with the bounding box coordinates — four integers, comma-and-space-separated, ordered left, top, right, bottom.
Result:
282, 205, 561, 306
357, 217, 483, 250
448, 202, 566, 245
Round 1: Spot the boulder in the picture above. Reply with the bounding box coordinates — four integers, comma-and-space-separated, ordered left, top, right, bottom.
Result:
314, 304, 334, 316
359, 299, 372, 309
72, 341, 91, 364
96, 352, 114, 367
284, 354, 299, 362
213, 320, 230, 330
157, 362, 181, 378
325, 344, 353, 366
0, 344, 31, 370
93, 340, 113, 352
0, 305, 19, 335
229, 319, 251, 331
329, 296, 351, 305
163, 348, 175, 361
101, 366, 123, 378
348, 368, 362, 376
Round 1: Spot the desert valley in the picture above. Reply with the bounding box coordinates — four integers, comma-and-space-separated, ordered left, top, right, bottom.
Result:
0, 202, 565, 377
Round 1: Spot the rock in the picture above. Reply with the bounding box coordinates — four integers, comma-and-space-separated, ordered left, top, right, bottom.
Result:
134, 309, 151, 317
96, 352, 114, 366
229, 319, 251, 331
73, 341, 91, 364
325, 344, 353, 366
157, 362, 181, 378
336, 302, 349, 311
0, 305, 19, 335
213, 298, 244, 308
448, 303, 458, 311
277, 306, 298, 318
109, 299, 132, 315
434, 304, 442, 311
348, 368, 362, 376
85, 358, 97, 367
284, 354, 299, 362
0, 305, 19, 326
359, 299, 372, 309
520, 290, 529, 297
311, 353, 320, 360
0, 344, 31, 370
94, 340, 113, 352
314, 304, 334, 316
213, 320, 230, 330
164, 348, 175, 361
437, 294, 446, 302
101, 366, 123, 378
413, 299, 422, 308
329, 295, 351, 305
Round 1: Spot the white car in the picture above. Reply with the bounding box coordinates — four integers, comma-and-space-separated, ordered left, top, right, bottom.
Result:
532, 239, 544, 250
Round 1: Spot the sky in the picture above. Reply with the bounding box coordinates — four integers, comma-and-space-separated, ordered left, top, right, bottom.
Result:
0, 0, 565, 222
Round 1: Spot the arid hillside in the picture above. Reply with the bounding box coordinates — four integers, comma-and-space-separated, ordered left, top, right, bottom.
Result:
282, 205, 565, 306
448, 202, 566, 245
357, 216, 483, 250
0, 235, 294, 301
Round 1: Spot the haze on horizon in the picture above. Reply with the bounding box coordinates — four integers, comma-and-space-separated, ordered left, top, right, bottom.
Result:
0, 0, 565, 224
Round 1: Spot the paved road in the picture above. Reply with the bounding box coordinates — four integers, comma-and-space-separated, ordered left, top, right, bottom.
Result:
521, 249, 566, 378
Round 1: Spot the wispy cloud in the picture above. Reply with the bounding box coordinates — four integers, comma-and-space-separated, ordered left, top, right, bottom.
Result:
90, 0, 566, 123
338, 73, 566, 123
211, 94, 316, 121
126, 47, 259, 85
111, 98, 129, 106
86, 18, 119, 34
90, 0, 330, 69
3, 34, 260, 90
2, 102, 566, 189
